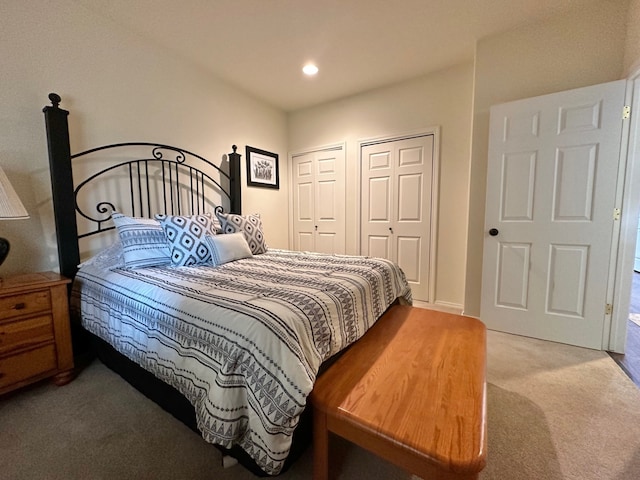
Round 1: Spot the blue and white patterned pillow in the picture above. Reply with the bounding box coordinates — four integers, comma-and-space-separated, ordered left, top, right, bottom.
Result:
155, 213, 217, 266
78, 241, 126, 270
215, 212, 267, 255
112, 213, 171, 268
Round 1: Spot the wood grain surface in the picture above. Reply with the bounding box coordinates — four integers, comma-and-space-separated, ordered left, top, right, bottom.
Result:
311, 305, 487, 479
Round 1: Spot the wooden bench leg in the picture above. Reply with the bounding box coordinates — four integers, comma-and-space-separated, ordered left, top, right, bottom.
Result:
313, 408, 329, 480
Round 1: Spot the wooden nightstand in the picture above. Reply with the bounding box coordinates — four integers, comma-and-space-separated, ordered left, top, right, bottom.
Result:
0, 272, 74, 395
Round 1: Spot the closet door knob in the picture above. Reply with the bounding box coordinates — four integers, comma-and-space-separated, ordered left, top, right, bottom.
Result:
489, 228, 499, 237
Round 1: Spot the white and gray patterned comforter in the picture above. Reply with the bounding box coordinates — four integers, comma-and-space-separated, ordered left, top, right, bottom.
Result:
72, 249, 411, 475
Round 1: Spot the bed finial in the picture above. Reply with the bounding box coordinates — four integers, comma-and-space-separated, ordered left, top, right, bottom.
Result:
48, 93, 61, 108
232, 145, 237, 153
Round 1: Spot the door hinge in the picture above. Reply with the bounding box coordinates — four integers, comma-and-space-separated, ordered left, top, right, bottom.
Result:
605, 303, 613, 315
623, 105, 631, 120
613, 208, 621, 221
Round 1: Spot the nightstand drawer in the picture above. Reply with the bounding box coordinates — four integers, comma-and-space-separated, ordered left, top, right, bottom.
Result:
0, 315, 54, 356
0, 290, 51, 321
0, 344, 57, 390
0, 272, 73, 395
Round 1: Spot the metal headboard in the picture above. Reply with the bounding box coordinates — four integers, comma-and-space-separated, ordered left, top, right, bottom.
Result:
43, 93, 242, 280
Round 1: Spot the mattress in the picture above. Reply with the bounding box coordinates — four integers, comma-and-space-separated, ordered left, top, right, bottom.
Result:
72, 248, 411, 475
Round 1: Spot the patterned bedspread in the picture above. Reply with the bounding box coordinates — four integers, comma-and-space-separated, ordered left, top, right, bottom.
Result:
72, 249, 411, 475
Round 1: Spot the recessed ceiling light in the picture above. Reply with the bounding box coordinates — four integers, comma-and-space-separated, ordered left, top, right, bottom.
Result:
302, 64, 319, 76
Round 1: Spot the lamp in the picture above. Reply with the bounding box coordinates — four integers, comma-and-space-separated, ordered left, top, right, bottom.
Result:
0, 166, 29, 266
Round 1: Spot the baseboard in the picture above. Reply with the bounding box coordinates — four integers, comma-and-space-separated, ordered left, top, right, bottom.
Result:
412, 300, 463, 315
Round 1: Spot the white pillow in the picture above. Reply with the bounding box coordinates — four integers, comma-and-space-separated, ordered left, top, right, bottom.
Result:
204, 232, 253, 266
112, 213, 171, 268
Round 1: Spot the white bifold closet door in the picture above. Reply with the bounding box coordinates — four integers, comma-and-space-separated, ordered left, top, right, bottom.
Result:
361, 135, 434, 302
292, 146, 346, 254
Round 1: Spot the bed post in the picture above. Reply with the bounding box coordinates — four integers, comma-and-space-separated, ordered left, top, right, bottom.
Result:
229, 145, 242, 214
43, 93, 80, 280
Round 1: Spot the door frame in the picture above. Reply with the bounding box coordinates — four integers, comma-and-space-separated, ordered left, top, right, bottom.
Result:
610, 67, 640, 353
357, 127, 440, 305
287, 142, 346, 251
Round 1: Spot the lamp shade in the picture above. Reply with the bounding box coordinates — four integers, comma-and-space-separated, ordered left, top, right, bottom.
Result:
0, 166, 29, 220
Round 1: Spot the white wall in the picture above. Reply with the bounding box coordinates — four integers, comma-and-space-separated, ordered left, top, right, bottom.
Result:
289, 63, 474, 309
464, 1, 629, 317
0, 0, 288, 276
624, 0, 640, 74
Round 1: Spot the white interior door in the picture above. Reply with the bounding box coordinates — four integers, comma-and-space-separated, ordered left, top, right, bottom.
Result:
635, 216, 640, 272
361, 135, 434, 301
292, 147, 345, 254
481, 80, 626, 349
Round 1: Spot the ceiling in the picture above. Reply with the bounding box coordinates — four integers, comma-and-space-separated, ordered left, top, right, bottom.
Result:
76, 0, 588, 112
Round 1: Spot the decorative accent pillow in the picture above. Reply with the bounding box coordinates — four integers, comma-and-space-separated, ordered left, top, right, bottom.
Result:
112, 213, 171, 268
204, 232, 253, 266
78, 241, 125, 270
215, 212, 267, 255
155, 213, 217, 266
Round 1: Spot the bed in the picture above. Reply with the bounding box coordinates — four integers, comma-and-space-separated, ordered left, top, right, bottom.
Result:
42, 93, 412, 476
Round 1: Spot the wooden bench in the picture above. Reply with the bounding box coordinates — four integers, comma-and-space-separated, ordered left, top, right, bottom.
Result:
310, 305, 487, 480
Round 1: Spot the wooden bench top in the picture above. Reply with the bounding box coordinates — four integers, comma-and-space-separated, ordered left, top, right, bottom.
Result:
310, 305, 487, 479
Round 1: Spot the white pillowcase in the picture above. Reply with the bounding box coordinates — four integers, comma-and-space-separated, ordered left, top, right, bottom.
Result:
112, 213, 171, 268
204, 232, 253, 266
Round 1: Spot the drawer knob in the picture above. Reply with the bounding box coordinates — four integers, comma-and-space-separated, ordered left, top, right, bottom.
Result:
13, 302, 26, 310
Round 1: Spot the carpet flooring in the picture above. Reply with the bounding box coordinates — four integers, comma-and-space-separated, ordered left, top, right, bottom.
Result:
1, 329, 640, 480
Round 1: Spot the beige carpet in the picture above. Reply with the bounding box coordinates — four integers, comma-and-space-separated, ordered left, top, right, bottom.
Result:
1, 330, 640, 480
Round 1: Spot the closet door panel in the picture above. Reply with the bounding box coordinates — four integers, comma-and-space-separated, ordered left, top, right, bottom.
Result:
292, 153, 316, 251
361, 135, 434, 301
291, 146, 345, 254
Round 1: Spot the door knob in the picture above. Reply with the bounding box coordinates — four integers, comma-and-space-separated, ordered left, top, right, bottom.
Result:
489, 228, 499, 236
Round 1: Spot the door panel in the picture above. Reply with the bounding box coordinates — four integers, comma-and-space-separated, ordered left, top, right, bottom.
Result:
361, 135, 434, 301
546, 244, 588, 317
317, 181, 336, 220
292, 147, 345, 254
369, 236, 391, 260
501, 152, 536, 221
369, 177, 392, 221
314, 151, 345, 254
298, 232, 314, 252
481, 80, 626, 349
397, 236, 421, 283
496, 242, 530, 309
297, 183, 313, 220
553, 145, 596, 221
316, 233, 337, 254
397, 174, 422, 221
292, 153, 315, 251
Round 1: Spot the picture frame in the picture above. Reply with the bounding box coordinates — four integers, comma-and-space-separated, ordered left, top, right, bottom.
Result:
245, 146, 279, 189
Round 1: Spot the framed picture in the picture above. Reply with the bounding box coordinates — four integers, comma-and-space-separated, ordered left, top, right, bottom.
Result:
246, 146, 279, 189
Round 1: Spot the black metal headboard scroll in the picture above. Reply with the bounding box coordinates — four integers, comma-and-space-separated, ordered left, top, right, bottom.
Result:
43, 93, 242, 280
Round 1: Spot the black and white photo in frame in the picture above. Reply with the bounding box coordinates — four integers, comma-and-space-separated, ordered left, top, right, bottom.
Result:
246, 146, 279, 189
